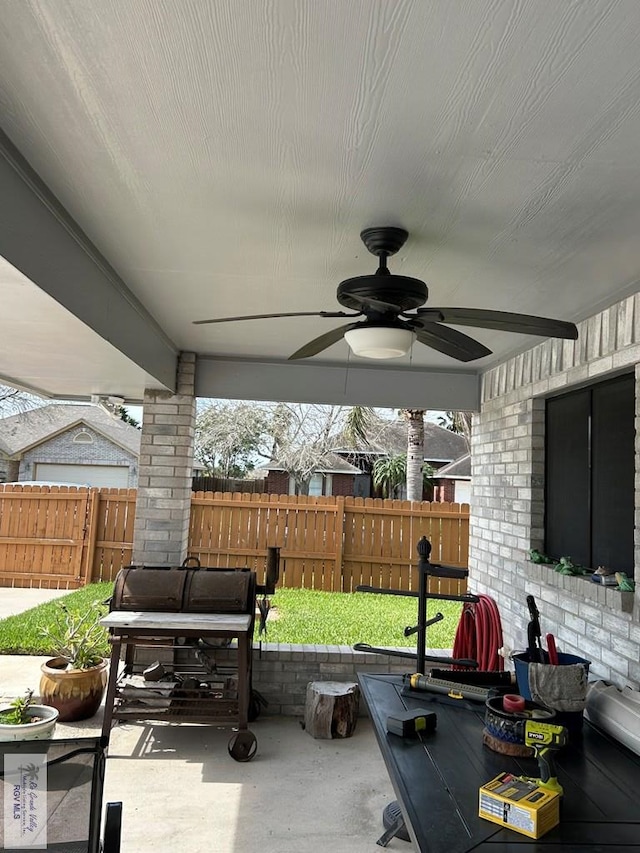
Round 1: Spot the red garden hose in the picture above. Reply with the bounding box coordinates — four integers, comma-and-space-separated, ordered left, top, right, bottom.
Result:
452, 594, 504, 671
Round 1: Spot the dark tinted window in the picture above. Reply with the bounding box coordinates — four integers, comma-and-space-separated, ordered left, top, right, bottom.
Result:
545, 374, 634, 574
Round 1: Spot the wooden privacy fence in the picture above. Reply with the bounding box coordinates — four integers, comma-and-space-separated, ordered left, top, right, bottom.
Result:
0, 486, 94, 589
0, 486, 469, 595
189, 493, 469, 595
0, 486, 137, 589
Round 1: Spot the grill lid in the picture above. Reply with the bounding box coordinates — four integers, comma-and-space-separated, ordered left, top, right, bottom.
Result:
183, 569, 254, 613
111, 566, 256, 614
112, 567, 187, 612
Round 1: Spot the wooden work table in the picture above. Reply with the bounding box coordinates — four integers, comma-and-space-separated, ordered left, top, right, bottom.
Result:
358, 673, 640, 852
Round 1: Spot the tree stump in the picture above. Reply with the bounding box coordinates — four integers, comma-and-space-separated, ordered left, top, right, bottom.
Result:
304, 681, 360, 739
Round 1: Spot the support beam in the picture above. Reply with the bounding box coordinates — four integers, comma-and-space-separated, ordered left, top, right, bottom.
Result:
0, 129, 177, 392
196, 357, 481, 411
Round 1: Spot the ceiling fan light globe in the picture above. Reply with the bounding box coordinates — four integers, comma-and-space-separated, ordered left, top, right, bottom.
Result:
344, 326, 415, 359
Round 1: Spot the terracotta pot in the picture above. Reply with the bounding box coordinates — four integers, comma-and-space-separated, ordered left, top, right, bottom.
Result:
39, 657, 108, 722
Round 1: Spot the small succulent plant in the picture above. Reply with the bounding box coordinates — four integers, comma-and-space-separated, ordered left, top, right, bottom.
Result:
0, 689, 37, 725
40, 603, 108, 669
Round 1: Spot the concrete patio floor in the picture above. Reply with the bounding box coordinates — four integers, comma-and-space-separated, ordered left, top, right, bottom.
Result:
1, 655, 409, 852
0, 586, 69, 619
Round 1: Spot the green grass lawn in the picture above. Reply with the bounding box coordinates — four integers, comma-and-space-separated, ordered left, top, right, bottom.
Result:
265, 588, 460, 647
0, 582, 459, 653
0, 582, 114, 656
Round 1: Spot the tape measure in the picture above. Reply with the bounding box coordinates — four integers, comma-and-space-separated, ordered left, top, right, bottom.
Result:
386, 708, 437, 737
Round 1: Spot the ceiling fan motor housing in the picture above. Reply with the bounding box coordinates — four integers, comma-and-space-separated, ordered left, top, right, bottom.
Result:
360, 226, 409, 256
337, 275, 428, 312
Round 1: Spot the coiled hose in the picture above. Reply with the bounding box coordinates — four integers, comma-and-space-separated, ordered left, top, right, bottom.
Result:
452, 594, 504, 671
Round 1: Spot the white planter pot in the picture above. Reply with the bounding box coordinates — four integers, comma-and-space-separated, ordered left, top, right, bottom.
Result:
0, 705, 59, 742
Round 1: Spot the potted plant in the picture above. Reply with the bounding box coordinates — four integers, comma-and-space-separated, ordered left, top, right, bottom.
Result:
39, 603, 109, 722
0, 689, 59, 741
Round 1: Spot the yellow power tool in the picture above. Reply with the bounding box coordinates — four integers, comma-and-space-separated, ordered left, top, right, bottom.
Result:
523, 720, 568, 795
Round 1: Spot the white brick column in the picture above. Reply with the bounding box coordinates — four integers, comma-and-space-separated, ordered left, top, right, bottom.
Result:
132, 352, 196, 566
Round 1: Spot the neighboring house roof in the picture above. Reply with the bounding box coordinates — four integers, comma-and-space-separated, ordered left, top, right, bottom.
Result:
260, 452, 362, 475
432, 453, 471, 480
332, 419, 469, 464
0, 404, 141, 457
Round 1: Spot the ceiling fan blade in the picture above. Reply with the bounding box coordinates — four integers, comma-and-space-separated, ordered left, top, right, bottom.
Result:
194, 310, 359, 326
288, 323, 361, 360
408, 319, 492, 362
415, 307, 578, 340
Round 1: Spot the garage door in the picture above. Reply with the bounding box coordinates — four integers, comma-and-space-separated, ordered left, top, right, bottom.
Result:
455, 481, 471, 504
34, 464, 129, 488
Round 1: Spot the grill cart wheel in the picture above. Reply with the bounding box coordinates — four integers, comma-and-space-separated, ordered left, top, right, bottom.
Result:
228, 730, 258, 762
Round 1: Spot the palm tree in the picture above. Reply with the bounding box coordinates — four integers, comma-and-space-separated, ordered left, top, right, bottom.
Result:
437, 411, 472, 447
372, 454, 406, 498
403, 409, 425, 502
343, 405, 376, 447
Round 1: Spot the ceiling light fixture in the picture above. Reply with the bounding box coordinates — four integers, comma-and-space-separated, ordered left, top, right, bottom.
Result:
343, 326, 415, 359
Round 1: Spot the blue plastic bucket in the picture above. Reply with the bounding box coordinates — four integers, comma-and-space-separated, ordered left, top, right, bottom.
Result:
513, 651, 591, 698
513, 651, 591, 736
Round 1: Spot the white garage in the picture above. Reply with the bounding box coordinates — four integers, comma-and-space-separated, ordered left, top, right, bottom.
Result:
34, 463, 129, 488
0, 404, 140, 487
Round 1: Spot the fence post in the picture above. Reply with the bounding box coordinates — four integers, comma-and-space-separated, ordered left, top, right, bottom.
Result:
335, 496, 345, 592
81, 489, 100, 586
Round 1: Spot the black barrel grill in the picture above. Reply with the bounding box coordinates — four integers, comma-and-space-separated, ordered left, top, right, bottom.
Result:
112, 564, 258, 615
101, 552, 278, 761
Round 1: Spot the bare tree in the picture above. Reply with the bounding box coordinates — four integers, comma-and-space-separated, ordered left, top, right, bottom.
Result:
0, 384, 43, 415
267, 403, 350, 494
195, 400, 380, 492
195, 401, 272, 476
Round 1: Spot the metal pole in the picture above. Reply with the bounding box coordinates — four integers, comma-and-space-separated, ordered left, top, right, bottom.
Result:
265, 546, 280, 594
416, 536, 432, 674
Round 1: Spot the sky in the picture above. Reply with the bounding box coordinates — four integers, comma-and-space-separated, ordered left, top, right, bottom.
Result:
127, 405, 143, 423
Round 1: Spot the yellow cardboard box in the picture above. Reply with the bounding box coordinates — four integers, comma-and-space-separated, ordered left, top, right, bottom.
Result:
479, 772, 560, 839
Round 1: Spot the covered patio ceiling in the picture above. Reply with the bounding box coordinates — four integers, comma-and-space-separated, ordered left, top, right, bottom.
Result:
2, 1, 640, 411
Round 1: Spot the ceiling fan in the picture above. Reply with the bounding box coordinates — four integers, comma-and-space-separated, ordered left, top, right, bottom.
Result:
194, 227, 578, 362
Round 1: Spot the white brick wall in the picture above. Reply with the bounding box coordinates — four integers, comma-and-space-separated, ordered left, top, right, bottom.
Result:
250, 645, 413, 716
471, 293, 640, 689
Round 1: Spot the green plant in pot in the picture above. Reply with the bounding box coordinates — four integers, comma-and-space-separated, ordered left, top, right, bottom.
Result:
0, 689, 59, 741
39, 603, 110, 722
